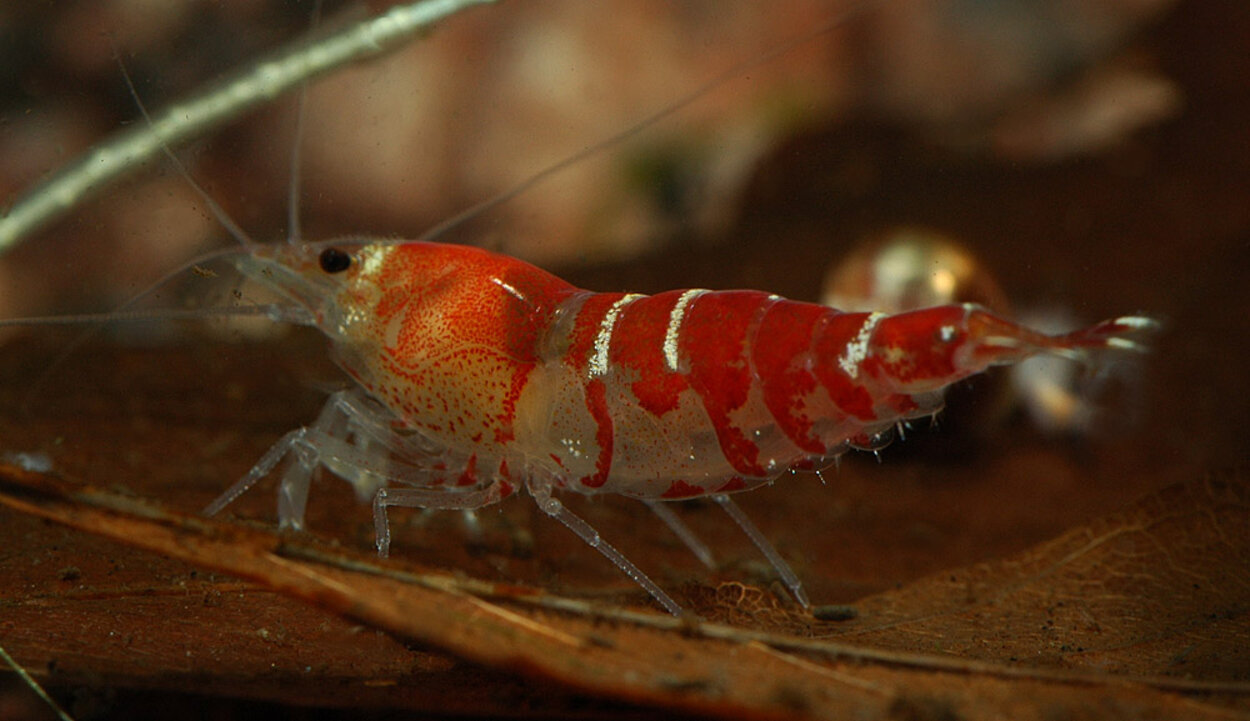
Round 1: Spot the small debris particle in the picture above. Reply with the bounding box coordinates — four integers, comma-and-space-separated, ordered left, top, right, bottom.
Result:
812, 604, 858, 622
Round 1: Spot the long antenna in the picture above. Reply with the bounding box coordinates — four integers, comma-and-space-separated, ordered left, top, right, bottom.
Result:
0, 303, 307, 328
10, 244, 309, 412
288, 0, 326, 246
116, 53, 256, 249
418, 0, 879, 245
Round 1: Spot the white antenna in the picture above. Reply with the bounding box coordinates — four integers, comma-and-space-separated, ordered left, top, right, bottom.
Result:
418, 1, 879, 245
287, 1, 326, 246
116, 55, 256, 249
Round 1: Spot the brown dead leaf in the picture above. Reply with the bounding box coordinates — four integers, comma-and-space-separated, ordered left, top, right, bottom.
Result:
832, 469, 1250, 680
1, 460, 1247, 720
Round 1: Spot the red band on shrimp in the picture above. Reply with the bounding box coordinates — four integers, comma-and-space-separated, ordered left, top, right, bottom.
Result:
661, 480, 706, 499
812, 311, 879, 421
753, 301, 829, 454
683, 290, 773, 477
565, 292, 630, 374
456, 454, 479, 487
611, 291, 692, 417
579, 378, 614, 489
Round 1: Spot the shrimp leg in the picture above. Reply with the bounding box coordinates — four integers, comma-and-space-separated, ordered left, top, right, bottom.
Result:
206, 388, 443, 529
209, 385, 687, 613
714, 495, 811, 609
644, 500, 716, 569
373, 483, 509, 558
529, 479, 684, 616
645, 497, 810, 608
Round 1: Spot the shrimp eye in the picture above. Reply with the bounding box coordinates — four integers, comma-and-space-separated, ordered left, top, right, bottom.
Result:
319, 247, 352, 274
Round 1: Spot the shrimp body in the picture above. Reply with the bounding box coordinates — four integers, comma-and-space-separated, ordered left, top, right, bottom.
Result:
216, 237, 1153, 615
236, 238, 1153, 509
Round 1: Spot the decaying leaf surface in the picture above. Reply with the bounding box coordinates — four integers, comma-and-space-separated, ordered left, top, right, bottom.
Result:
0, 460, 1247, 720
833, 470, 1250, 679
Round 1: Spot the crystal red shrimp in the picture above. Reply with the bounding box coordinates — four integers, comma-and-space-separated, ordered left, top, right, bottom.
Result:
204, 236, 1156, 615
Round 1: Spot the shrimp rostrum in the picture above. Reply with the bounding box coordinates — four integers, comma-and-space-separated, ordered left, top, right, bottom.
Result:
205, 238, 1156, 615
